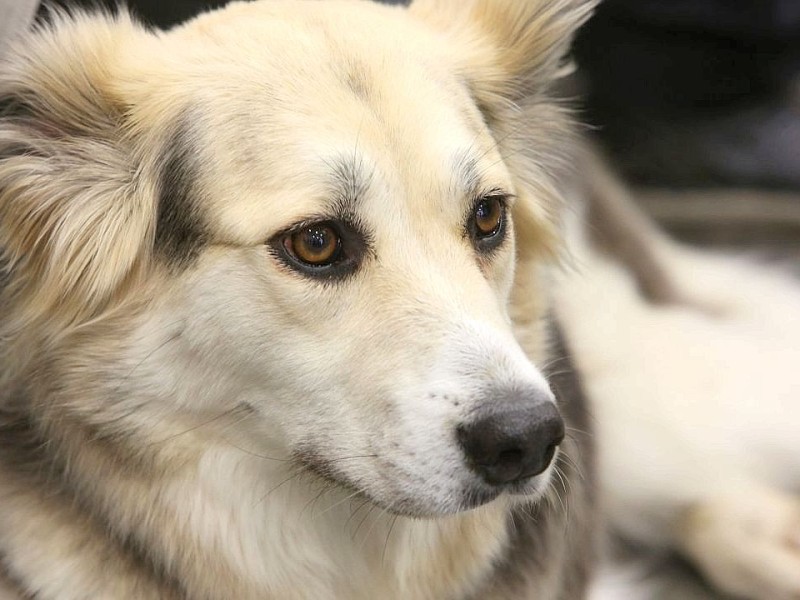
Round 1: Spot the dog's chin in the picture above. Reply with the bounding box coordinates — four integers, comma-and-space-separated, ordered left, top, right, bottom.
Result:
377, 486, 505, 519
299, 457, 554, 519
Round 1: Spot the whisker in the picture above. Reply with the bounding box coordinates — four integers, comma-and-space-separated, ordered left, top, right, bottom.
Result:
553, 465, 573, 530
381, 514, 399, 566
351, 504, 377, 542
315, 487, 366, 519
345, 498, 371, 532
257, 466, 303, 506
361, 503, 391, 552
550, 469, 568, 516
146, 406, 243, 447
565, 426, 592, 438
546, 369, 576, 379
223, 441, 291, 462
539, 355, 571, 372
325, 454, 378, 462
559, 452, 586, 483
300, 486, 330, 519
115, 319, 186, 388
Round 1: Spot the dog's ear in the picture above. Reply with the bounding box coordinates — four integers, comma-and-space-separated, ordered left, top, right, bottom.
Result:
0, 12, 153, 351
409, 0, 595, 119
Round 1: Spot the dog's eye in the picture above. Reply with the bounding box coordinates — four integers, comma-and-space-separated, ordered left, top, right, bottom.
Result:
474, 196, 503, 236
284, 224, 341, 266
469, 194, 507, 252
270, 220, 366, 280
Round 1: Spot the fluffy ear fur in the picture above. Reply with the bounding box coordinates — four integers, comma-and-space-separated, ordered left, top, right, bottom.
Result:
0, 12, 153, 380
410, 0, 597, 339
409, 0, 596, 116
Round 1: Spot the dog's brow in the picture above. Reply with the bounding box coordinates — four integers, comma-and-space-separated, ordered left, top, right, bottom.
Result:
327, 154, 374, 216
452, 151, 483, 201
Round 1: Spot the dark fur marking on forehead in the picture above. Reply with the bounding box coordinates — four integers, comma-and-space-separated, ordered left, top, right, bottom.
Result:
342, 59, 373, 104
452, 151, 483, 200
155, 117, 208, 268
327, 153, 374, 217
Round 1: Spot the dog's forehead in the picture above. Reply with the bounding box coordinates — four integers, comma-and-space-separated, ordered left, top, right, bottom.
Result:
145, 1, 508, 245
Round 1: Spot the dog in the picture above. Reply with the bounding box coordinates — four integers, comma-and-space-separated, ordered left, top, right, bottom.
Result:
0, 1, 597, 598
559, 156, 800, 600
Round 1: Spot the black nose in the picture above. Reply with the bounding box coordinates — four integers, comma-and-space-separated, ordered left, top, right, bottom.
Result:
457, 402, 565, 486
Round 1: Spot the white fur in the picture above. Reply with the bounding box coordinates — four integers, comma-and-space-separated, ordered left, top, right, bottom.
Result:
558, 200, 800, 598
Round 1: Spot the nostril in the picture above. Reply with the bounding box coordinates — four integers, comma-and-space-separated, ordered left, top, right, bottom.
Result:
519, 441, 560, 481
482, 448, 526, 484
496, 448, 523, 467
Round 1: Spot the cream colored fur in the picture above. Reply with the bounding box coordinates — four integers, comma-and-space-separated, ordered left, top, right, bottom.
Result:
8, 2, 798, 599
0, 1, 594, 598
559, 161, 800, 600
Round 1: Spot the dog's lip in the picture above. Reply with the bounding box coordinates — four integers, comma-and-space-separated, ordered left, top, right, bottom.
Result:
465, 468, 553, 506
293, 447, 548, 517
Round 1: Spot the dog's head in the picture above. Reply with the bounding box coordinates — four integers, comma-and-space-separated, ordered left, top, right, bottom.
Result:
0, 0, 592, 516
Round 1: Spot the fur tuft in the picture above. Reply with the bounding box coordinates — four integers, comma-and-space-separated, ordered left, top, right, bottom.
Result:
0, 11, 155, 383
410, 0, 597, 109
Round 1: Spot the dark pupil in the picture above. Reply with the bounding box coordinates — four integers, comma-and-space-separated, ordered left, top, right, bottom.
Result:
304, 228, 330, 254
476, 198, 500, 234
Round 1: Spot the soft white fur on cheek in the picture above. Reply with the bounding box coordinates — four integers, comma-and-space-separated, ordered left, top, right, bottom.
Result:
146, 254, 390, 461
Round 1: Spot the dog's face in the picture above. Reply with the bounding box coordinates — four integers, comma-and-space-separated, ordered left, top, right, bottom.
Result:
0, 0, 592, 516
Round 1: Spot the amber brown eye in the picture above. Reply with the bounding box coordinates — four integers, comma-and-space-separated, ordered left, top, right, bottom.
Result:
270, 219, 366, 280
473, 196, 504, 237
468, 193, 508, 254
285, 223, 341, 266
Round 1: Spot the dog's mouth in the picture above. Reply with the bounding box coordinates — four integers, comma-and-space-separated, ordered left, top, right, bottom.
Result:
292, 445, 559, 518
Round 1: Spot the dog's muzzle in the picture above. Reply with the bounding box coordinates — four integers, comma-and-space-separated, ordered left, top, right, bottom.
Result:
457, 394, 564, 486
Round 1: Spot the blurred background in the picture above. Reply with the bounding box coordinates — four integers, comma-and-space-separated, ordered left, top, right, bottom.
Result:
573, 0, 800, 276
2, 0, 799, 597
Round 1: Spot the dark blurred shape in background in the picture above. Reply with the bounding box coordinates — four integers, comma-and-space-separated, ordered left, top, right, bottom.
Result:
574, 0, 800, 190
39, 0, 229, 30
